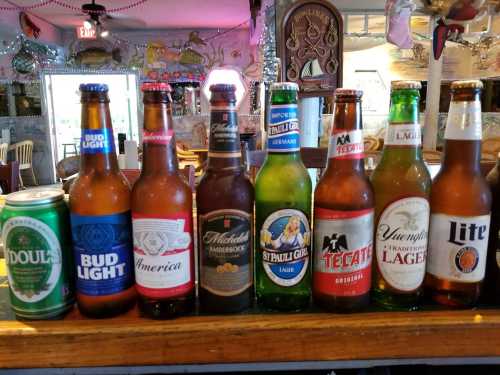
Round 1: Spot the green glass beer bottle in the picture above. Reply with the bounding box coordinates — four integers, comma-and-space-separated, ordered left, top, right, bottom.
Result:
371, 81, 431, 310
255, 82, 312, 311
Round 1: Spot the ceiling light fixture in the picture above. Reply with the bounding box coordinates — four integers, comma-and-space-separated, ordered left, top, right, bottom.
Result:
83, 19, 93, 30
100, 29, 109, 38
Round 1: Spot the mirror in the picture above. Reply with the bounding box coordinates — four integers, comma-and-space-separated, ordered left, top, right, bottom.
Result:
0, 81, 42, 117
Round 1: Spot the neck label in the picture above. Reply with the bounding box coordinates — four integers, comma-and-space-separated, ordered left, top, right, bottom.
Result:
143, 129, 173, 145
81, 128, 114, 154
209, 105, 241, 158
268, 104, 300, 152
444, 101, 482, 141
385, 123, 421, 146
328, 129, 364, 159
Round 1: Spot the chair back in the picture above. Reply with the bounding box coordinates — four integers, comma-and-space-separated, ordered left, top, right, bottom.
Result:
0, 143, 8, 165
0, 161, 20, 194
13, 140, 34, 168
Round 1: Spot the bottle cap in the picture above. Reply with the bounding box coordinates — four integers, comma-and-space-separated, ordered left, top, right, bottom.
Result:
334, 88, 363, 98
6, 188, 64, 206
209, 84, 236, 92
451, 80, 483, 90
391, 80, 422, 90
271, 82, 299, 91
141, 82, 172, 92
79, 83, 109, 93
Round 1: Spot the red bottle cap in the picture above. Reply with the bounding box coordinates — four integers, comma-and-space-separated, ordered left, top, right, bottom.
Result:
141, 82, 173, 92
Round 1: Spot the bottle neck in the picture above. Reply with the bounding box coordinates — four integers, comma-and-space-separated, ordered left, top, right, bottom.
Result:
442, 93, 482, 173
382, 89, 422, 159
80, 101, 119, 173
326, 100, 365, 173
207, 102, 242, 170
442, 140, 481, 173
141, 102, 178, 175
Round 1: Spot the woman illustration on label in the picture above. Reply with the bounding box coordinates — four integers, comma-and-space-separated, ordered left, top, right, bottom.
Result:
261, 215, 309, 250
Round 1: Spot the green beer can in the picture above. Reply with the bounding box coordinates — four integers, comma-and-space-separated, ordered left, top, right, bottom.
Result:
1, 188, 75, 319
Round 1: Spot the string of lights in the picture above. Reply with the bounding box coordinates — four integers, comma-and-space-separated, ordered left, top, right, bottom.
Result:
0, 0, 148, 12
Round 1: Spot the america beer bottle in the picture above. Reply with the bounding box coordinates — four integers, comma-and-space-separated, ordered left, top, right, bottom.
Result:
425, 80, 491, 307
313, 89, 374, 312
255, 82, 312, 311
70, 83, 135, 318
196, 84, 254, 313
132, 82, 195, 318
371, 81, 431, 310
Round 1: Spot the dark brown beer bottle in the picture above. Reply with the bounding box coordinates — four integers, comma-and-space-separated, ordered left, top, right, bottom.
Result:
485, 155, 500, 304
70, 83, 136, 318
131, 82, 195, 319
196, 84, 254, 313
425, 80, 492, 308
313, 89, 374, 313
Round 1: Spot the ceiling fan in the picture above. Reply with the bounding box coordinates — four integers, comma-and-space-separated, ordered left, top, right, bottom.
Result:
74, 0, 147, 34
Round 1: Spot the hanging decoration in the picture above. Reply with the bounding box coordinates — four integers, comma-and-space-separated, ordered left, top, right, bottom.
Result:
19, 12, 41, 39
0, 0, 148, 12
260, 4, 278, 83
385, 0, 416, 49
11, 44, 37, 75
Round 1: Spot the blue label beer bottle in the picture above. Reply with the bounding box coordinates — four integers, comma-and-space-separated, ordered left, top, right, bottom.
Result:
69, 83, 136, 318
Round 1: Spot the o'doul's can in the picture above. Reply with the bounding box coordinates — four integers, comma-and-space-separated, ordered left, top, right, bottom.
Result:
1, 188, 75, 319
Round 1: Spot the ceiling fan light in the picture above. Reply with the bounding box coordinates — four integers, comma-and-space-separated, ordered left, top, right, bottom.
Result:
83, 19, 93, 30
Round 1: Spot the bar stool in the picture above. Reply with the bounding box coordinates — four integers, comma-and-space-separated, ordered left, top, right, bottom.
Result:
63, 143, 78, 159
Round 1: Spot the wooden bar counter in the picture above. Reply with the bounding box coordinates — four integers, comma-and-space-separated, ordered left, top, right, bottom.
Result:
1, 258, 500, 371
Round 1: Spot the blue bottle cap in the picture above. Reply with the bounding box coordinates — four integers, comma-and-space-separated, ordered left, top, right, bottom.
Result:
79, 83, 109, 93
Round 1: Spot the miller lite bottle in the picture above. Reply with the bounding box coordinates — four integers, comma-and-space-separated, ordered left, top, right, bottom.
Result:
313, 89, 374, 312
425, 80, 491, 308
371, 81, 431, 311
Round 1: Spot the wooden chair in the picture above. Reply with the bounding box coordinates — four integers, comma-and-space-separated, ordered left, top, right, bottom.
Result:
0, 161, 20, 194
10, 140, 37, 187
363, 136, 380, 152
0, 143, 9, 165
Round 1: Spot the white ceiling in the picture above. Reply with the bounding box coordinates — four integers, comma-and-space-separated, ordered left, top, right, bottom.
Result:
11, 0, 389, 30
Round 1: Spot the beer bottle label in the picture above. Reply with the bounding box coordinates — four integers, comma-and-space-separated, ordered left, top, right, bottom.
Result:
199, 209, 252, 296
81, 128, 115, 154
384, 124, 422, 146
444, 101, 482, 141
143, 129, 173, 145
3, 217, 69, 310
260, 209, 310, 287
313, 208, 373, 297
268, 104, 300, 152
132, 212, 194, 298
327, 129, 364, 159
71, 211, 134, 296
208, 106, 241, 158
376, 197, 429, 291
427, 213, 490, 283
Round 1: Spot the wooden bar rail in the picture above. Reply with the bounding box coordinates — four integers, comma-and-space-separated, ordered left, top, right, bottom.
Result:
1, 309, 500, 368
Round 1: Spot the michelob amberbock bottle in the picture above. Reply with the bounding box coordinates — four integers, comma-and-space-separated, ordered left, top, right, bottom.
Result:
132, 82, 194, 319
425, 80, 491, 308
255, 82, 312, 311
371, 81, 431, 310
70, 83, 135, 318
313, 89, 374, 313
197, 84, 254, 313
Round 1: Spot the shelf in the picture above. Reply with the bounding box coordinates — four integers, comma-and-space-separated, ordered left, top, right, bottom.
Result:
2, 263, 500, 370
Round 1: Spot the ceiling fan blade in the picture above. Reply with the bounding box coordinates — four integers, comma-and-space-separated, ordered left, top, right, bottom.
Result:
102, 15, 147, 30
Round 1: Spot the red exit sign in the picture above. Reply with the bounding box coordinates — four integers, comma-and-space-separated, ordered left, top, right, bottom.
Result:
76, 25, 96, 39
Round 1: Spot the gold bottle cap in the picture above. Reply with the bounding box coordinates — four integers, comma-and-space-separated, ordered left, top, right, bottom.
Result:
391, 80, 422, 90
451, 80, 483, 90
334, 88, 363, 98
